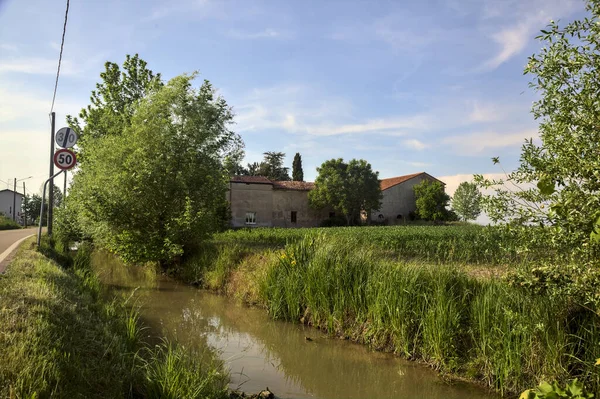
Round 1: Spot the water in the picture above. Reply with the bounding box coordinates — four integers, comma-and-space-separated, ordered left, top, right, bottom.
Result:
92, 251, 499, 399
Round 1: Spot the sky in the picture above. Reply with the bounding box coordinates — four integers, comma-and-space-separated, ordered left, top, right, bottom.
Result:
0, 0, 588, 206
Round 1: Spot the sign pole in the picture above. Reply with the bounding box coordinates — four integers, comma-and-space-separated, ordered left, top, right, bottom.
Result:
48, 112, 55, 236
23, 182, 27, 228
63, 170, 67, 206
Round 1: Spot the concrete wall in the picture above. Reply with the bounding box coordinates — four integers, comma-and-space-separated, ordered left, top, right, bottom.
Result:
271, 189, 329, 228
0, 191, 23, 223
372, 175, 438, 224
228, 182, 274, 227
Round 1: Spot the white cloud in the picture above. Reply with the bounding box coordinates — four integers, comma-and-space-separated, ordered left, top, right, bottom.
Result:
228, 28, 283, 40
0, 57, 77, 76
482, 22, 531, 70
443, 129, 538, 155
468, 101, 500, 123
0, 44, 17, 52
479, 0, 582, 70
403, 138, 428, 150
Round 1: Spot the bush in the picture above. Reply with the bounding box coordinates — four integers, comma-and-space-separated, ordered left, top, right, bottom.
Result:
0, 214, 20, 230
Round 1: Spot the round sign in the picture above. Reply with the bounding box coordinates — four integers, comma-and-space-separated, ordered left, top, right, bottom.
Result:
53, 149, 77, 170
55, 127, 79, 148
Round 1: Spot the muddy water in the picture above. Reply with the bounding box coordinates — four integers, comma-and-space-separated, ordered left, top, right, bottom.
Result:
92, 252, 499, 399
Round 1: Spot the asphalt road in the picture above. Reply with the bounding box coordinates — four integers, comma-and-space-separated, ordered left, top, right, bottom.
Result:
0, 227, 38, 273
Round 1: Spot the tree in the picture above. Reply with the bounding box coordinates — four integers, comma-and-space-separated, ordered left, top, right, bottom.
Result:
413, 180, 450, 221
474, 2, 600, 246
309, 158, 382, 225
452, 182, 481, 221
245, 162, 261, 176
23, 185, 62, 225
68, 73, 241, 264
292, 152, 304, 181
258, 151, 290, 181
67, 54, 164, 158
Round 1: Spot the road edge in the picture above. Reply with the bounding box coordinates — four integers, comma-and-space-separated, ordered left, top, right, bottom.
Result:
0, 234, 34, 274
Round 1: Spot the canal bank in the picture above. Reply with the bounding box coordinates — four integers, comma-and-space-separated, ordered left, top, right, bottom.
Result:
93, 250, 500, 399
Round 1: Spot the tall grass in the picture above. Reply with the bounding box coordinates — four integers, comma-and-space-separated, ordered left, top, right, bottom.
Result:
0, 238, 229, 398
212, 225, 568, 265
255, 237, 600, 395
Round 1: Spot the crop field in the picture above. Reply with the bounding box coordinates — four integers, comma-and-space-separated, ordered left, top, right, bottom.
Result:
212, 225, 550, 265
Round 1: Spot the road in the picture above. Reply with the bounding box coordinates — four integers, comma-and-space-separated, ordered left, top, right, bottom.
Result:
0, 227, 38, 273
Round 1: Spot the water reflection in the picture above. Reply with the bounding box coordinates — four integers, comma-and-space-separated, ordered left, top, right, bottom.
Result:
92, 252, 498, 399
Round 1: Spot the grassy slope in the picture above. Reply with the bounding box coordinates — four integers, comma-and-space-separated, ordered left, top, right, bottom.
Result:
178, 227, 600, 396
0, 238, 229, 399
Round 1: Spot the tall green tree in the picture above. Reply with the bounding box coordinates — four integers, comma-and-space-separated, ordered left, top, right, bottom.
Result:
475, 1, 600, 245
258, 151, 290, 181
292, 152, 304, 181
309, 158, 381, 225
413, 180, 450, 221
452, 182, 481, 221
67, 54, 164, 158
69, 73, 241, 263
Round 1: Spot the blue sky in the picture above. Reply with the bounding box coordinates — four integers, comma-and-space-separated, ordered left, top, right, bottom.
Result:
0, 0, 587, 200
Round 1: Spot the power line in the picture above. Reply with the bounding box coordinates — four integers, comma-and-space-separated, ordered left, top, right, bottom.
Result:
49, 0, 70, 115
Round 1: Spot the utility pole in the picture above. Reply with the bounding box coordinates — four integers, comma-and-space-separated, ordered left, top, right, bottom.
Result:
12, 178, 16, 221
48, 112, 55, 236
23, 182, 27, 228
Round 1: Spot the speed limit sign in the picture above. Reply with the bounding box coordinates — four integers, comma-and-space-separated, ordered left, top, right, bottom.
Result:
55, 127, 79, 148
53, 149, 77, 170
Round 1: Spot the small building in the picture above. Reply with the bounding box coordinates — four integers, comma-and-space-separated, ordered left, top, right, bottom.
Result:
0, 189, 24, 223
371, 172, 445, 224
228, 176, 330, 228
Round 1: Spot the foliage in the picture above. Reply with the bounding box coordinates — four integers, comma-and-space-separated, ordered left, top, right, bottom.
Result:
182, 233, 600, 395
413, 180, 451, 221
23, 186, 63, 225
520, 380, 594, 399
292, 152, 304, 181
309, 158, 382, 225
67, 54, 163, 158
68, 73, 241, 264
0, 240, 229, 398
0, 214, 20, 230
475, 1, 600, 247
452, 181, 482, 221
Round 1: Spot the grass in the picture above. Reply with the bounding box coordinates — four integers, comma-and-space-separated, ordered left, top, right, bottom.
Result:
0, 214, 20, 230
178, 230, 600, 396
212, 224, 570, 265
0, 237, 229, 398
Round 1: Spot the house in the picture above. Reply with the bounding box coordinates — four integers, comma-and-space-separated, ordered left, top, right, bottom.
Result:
227, 171, 444, 228
0, 189, 24, 223
228, 176, 330, 228
371, 172, 445, 224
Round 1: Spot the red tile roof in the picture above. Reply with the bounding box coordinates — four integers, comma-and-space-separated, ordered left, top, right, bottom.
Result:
231, 175, 273, 184
380, 172, 444, 191
272, 181, 315, 191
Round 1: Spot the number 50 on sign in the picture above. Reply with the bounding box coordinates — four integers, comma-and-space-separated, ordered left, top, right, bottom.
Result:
54, 148, 77, 170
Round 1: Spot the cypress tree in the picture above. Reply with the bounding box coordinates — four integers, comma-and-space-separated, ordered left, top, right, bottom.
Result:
292, 152, 304, 181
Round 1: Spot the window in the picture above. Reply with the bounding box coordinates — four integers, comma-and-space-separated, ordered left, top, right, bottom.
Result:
291, 211, 297, 223
245, 212, 256, 225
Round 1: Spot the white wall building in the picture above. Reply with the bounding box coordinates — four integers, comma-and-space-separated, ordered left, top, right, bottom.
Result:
0, 189, 24, 223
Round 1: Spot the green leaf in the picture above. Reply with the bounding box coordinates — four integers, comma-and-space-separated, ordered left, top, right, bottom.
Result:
519, 390, 537, 399
538, 382, 554, 394
537, 178, 555, 196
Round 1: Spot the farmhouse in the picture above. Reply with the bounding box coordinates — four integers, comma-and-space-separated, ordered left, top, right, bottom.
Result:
228, 172, 445, 227
228, 176, 331, 228
0, 189, 24, 223
372, 172, 445, 224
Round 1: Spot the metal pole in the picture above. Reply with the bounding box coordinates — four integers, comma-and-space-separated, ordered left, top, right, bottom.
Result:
38, 170, 63, 247
12, 178, 16, 221
48, 112, 55, 236
63, 170, 67, 206
23, 182, 27, 228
